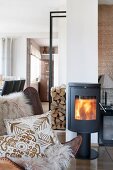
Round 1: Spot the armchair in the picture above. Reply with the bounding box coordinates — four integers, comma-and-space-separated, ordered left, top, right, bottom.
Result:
24, 86, 43, 115
0, 87, 82, 170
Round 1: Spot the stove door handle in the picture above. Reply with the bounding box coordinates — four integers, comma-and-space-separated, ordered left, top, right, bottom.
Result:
99, 103, 106, 113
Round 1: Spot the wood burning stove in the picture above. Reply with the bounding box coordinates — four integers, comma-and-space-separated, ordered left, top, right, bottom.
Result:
68, 83, 100, 159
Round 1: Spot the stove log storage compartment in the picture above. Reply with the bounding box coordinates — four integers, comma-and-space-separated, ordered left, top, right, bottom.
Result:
68, 83, 100, 159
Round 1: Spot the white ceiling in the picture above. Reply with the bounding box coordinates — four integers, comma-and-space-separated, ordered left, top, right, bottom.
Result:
0, 0, 66, 46
1, 0, 112, 46
99, 0, 113, 4
0, 0, 113, 35
0, 0, 66, 33
0, 0, 67, 46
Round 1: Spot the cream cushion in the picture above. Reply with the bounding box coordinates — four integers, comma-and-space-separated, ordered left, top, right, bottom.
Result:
0, 130, 41, 159
4, 112, 59, 152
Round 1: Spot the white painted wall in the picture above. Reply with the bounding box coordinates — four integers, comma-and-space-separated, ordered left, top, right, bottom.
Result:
0, 39, 2, 74
66, 0, 98, 144
54, 54, 59, 86
30, 39, 40, 51
12, 38, 27, 79
58, 18, 67, 85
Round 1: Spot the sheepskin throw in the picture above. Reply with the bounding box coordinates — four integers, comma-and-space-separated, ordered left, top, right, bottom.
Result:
11, 143, 74, 170
0, 92, 33, 135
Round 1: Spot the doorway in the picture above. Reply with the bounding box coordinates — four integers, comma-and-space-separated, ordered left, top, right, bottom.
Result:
27, 38, 58, 103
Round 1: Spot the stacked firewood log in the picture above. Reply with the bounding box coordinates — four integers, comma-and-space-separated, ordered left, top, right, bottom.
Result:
50, 85, 66, 130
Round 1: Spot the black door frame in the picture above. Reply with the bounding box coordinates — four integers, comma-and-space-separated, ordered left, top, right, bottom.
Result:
49, 11, 66, 109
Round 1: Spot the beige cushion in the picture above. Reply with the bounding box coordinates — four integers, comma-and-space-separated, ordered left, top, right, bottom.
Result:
5, 112, 51, 134
0, 92, 33, 135
0, 130, 40, 160
4, 112, 59, 152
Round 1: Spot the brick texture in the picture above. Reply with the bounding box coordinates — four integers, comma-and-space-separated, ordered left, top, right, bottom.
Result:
98, 5, 113, 80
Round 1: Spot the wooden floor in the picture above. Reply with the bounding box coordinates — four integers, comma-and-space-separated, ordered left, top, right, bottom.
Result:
68, 146, 113, 170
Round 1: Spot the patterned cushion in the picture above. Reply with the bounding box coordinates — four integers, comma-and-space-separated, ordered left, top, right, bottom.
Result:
0, 130, 40, 159
4, 112, 51, 135
4, 112, 59, 152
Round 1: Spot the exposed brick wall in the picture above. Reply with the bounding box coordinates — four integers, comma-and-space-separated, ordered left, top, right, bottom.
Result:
98, 5, 113, 80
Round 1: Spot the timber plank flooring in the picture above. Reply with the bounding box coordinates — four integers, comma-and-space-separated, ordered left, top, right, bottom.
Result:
68, 147, 113, 170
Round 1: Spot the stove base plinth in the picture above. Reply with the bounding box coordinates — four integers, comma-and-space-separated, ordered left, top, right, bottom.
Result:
76, 148, 98, 160
76, 133, 98, 160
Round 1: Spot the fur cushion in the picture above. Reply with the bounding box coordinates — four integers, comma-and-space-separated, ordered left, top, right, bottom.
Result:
0, 92, 33, 135
11, 144, 74, 170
